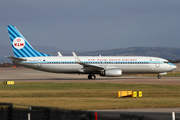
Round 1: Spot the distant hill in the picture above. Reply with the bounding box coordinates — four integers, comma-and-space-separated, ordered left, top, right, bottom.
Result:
0, 45, 180, 62
60, 47, 180, 60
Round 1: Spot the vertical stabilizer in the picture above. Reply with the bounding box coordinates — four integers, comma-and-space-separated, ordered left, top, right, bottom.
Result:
7, 25, 50, 57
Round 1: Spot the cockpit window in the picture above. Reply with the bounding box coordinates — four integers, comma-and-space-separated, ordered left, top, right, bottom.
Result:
164, 61, 169, 63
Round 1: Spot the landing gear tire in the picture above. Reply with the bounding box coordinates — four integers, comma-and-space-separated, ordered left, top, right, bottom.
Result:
88, 74, 96, 79
88, 75, 92, 79
92, 74, 96, 79
157, 75, 161, 79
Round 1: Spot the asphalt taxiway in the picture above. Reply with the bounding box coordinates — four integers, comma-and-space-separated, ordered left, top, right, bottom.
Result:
0, 67, 180, 84
1, 67, 180, 119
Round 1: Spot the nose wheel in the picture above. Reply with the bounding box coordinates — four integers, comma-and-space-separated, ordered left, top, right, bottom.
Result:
88, 74, 96, 79
157, 75, 161, 79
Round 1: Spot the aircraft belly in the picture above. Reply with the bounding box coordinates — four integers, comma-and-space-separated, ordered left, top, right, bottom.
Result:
40, 64, 82, 73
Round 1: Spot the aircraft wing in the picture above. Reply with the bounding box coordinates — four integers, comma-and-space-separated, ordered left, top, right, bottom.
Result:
7, 56, 27, 62
72, 52, 104, 71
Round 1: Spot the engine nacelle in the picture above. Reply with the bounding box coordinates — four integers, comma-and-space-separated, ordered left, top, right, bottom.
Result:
100, 68, 122, 77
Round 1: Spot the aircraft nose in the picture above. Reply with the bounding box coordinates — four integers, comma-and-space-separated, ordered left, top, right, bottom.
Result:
170, 63, 177, 70
173, 65, 177, 69
168, 63, 177, 70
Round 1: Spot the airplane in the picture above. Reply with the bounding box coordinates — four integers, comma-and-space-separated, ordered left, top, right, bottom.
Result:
7, 25, 177, 79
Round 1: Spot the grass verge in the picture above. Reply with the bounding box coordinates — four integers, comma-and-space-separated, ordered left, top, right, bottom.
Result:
0, 82, 180, 110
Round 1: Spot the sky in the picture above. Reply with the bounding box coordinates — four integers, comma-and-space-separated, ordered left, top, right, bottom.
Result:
1, 0, 180, 51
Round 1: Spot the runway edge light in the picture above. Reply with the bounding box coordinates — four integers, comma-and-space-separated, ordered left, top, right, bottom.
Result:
3, 81, 14, 85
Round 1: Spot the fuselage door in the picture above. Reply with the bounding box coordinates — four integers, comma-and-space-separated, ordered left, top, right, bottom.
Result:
37, 59, 41, 68
155, 59, 160, 68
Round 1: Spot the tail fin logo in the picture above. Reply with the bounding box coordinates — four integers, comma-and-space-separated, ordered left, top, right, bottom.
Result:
17, 39, 21, 42
13, 37, 25, 49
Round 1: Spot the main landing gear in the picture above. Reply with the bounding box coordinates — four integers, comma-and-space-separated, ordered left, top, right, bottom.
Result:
88, 74, 96, 79
157, 75, 161, 79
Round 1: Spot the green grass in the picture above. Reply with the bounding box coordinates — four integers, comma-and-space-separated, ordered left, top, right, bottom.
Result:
0, 82, 180, 110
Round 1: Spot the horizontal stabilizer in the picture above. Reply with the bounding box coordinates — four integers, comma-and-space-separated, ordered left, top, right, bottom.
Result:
8, 56, 27, 62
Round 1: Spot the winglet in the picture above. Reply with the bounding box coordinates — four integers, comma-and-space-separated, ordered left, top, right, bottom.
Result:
72, 52, 81, 64
57, 52, 62, 56
72, 52, 104, 70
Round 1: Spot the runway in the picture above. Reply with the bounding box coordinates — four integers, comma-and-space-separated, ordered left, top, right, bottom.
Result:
0, 67, 180, 84
1, 67, 180, 119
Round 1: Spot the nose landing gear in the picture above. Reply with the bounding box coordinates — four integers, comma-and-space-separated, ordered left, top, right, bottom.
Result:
157, 75, 161, 79
88, 74, 96, 79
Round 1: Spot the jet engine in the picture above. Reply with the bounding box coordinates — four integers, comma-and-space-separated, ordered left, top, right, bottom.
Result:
100, 68, 122, 77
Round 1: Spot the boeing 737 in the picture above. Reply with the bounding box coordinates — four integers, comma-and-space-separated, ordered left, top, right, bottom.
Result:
7, 25, 177, 79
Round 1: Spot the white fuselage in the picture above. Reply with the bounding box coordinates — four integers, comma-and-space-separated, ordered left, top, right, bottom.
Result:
16, 56, 177, 74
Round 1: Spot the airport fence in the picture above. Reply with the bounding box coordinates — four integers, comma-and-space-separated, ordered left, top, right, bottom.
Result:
0, 102, 171, 120
0, 103, 95, 120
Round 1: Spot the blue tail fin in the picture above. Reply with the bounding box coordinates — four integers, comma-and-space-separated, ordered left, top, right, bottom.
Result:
7, 25, 51, 57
